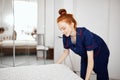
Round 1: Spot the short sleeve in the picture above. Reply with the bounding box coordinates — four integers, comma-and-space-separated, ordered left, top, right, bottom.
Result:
63, 35, 70, 49
83, 28, 97, 51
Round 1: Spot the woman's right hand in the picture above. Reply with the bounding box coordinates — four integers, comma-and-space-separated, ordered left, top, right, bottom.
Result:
55, 49, 70, 64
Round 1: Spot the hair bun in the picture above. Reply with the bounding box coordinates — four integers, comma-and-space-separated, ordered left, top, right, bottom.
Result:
58, 9, 67, 15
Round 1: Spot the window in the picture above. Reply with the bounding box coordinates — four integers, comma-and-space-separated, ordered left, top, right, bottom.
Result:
14, 0, 37, 40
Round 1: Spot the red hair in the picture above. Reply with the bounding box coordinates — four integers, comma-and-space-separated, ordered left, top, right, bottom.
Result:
57, 9, 77, 29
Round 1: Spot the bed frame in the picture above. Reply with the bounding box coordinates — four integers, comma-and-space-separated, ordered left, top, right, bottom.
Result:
0, 40, 37, 55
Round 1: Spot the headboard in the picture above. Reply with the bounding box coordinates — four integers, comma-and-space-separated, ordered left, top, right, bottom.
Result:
0, 27, 16, 41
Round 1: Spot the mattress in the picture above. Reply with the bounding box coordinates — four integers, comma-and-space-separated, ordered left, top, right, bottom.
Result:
0, 40, 37, 48
0, 64, 82, 80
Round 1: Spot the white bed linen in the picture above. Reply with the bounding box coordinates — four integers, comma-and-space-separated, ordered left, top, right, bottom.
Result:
0, 40, 37, 48
0, 64, 82, 80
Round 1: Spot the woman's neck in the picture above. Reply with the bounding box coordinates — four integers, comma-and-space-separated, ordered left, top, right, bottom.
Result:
70, 29, 76, 44
70, 29, 76, 37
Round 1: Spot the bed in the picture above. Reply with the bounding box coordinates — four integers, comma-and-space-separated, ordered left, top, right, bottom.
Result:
0, 29, 37, 55
0, 26, 38, 48
0, 40, 37, 55
0, 64, 82, 80
0, 40, 37, 48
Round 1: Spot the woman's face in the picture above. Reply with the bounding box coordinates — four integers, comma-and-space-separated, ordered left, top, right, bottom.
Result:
58, 21, 73, 37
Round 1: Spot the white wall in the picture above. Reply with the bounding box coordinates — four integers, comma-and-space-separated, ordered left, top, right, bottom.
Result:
74, 0, 109, 44
45, 0, 54, 48
37, 0, 54, 48
0, 0, 2, 26
108, 0, 120, 79
54, 0, 64, 63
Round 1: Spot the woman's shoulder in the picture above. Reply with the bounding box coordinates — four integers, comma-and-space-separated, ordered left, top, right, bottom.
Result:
76, 27, 90, 33
77, 27, 88, 30
77, 27, 104, 40
77, 27, 97, 38
76, 27, 89, 38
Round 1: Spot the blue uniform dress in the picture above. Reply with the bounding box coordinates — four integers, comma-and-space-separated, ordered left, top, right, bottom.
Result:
63, 27, 110, 80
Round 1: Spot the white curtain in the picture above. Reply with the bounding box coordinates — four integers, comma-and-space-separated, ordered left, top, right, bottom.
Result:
0, 0, 14, 40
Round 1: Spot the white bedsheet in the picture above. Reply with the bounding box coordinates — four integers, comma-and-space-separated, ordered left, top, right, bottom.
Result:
0, 40, 37, 48
0, 64, 82, 80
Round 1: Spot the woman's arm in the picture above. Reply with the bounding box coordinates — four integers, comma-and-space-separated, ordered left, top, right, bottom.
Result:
56, 49, 70, 64
85, 50, 94, 80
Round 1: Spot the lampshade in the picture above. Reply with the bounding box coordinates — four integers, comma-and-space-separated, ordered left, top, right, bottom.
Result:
0, 27, 8, 34
0, 27, 4, 34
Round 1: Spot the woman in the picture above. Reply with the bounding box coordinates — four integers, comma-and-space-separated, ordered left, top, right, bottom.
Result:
56, 9, 110, 80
